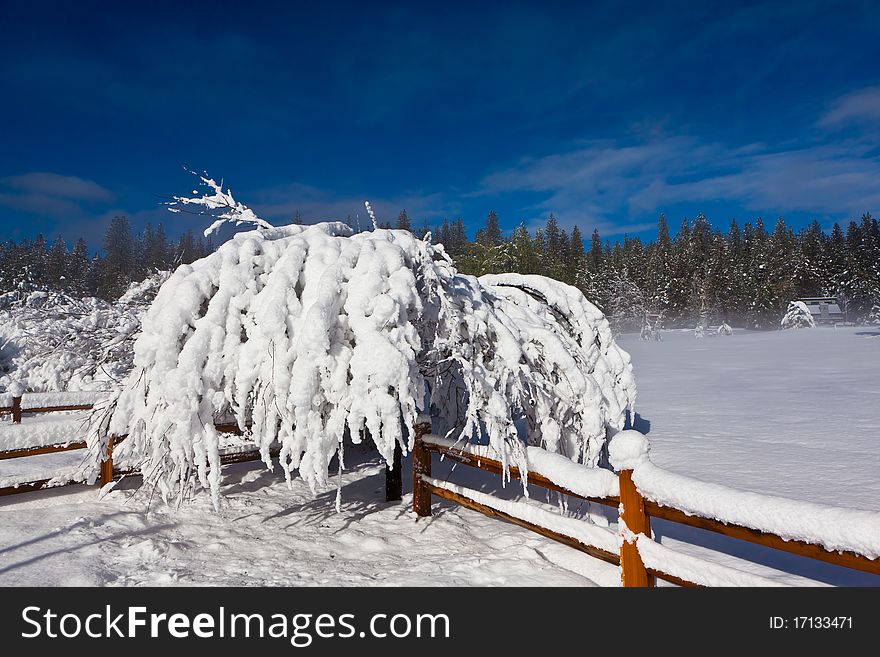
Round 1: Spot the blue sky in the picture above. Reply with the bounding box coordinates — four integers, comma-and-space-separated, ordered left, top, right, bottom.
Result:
1, 0, 879, 248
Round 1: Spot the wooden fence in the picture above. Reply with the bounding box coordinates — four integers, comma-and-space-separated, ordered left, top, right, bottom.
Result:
0, 397, 262, 496
4, 401, 878, 585
412, 430, 880, 587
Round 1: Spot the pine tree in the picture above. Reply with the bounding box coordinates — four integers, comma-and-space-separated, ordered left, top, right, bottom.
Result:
533, 228, 547, 275
99, 216, 136, 299
511, 223, 540, 274
396, 209, 412, 232
69, 239, 91, 295
176, 229, 198, 265
746, 218, 778, 328
30, 234, 48, 287
148, 224, 170, 270
768, 217, 798, 310
448, 218, 468, 257
645, 215, 672, 316
797, 220, 825, 297
437, 219, 451, 249
667, 218, 693, 323
138, 223, 155, 279
45, 238, 69, 291
475, 210, 502, 247
566, 225, 585, 288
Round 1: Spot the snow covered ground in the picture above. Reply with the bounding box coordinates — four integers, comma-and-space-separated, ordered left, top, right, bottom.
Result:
616, 326, 879, 511
1, 326, 878, 586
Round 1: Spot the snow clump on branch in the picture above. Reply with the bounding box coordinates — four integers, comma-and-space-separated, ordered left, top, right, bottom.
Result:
166, 170, 275, 237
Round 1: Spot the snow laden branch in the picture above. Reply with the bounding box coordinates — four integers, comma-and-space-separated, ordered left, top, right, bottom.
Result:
0, 272, 169, 392
167, 171, 275, 237
108, 223, 635, 508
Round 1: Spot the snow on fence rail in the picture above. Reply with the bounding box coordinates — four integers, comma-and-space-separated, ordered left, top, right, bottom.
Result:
415, 430, 880, 586
0, 390, 110, 414
0, 396, 266, 496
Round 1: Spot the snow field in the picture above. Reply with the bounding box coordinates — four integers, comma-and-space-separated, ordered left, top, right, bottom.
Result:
0, 323, 877, 586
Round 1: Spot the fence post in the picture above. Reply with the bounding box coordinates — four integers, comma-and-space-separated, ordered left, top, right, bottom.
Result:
608, 430, 654, 587
99, 438, 114, 487
385, 440, 403, 501
412, 422, 432, 517
12, 396, 22, 424
619, 468, 652, 587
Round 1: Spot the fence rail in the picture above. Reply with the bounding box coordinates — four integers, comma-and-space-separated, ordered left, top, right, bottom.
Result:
0, 396, 262, 497
4, 399, 878, 585
413, 431, 880, 586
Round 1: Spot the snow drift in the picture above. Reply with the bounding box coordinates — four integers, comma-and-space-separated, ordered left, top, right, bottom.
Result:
108, 222, 635, 506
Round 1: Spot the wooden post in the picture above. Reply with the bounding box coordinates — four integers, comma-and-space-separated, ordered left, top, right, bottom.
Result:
99, 439, 114, 487
619, 469, 653, 587
412, 424, 432, 517
385, 440, 403, 501
12, 396, 22, 424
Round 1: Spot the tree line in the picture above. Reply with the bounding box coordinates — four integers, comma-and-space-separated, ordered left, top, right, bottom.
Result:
3, 208, 878, 329
0, 216, 213, 300
423, 210, 880, 329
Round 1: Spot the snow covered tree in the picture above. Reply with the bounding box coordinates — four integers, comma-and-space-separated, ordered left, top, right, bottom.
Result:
607, 272, 647, 332
68, 239, 91, 296
781, 300, 815, 329
0, 270, 169, 392
105, 189, 636, 508
45, 238, 69, 291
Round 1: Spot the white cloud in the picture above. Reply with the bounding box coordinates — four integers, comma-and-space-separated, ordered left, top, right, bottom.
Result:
477, 130, 880, 230
1, 172, 114, 202
818, 86, 880, 128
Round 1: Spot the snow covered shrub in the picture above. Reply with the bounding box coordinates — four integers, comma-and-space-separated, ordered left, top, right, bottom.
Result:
0, 271, 168, 392
716, 322, 733, 336
108, 220, 636, 507
781, 301, 815, 329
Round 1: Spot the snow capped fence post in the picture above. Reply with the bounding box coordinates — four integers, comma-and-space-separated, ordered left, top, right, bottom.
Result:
412, 421, 433, 517
99, 439, 114, 487
10, 382, 24, 424
609, 430, 654, 587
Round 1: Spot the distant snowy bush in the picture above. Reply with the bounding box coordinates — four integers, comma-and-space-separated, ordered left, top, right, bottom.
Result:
781, 301, 815, 329
108, 220, 636, 508
0, 271, 169, 392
